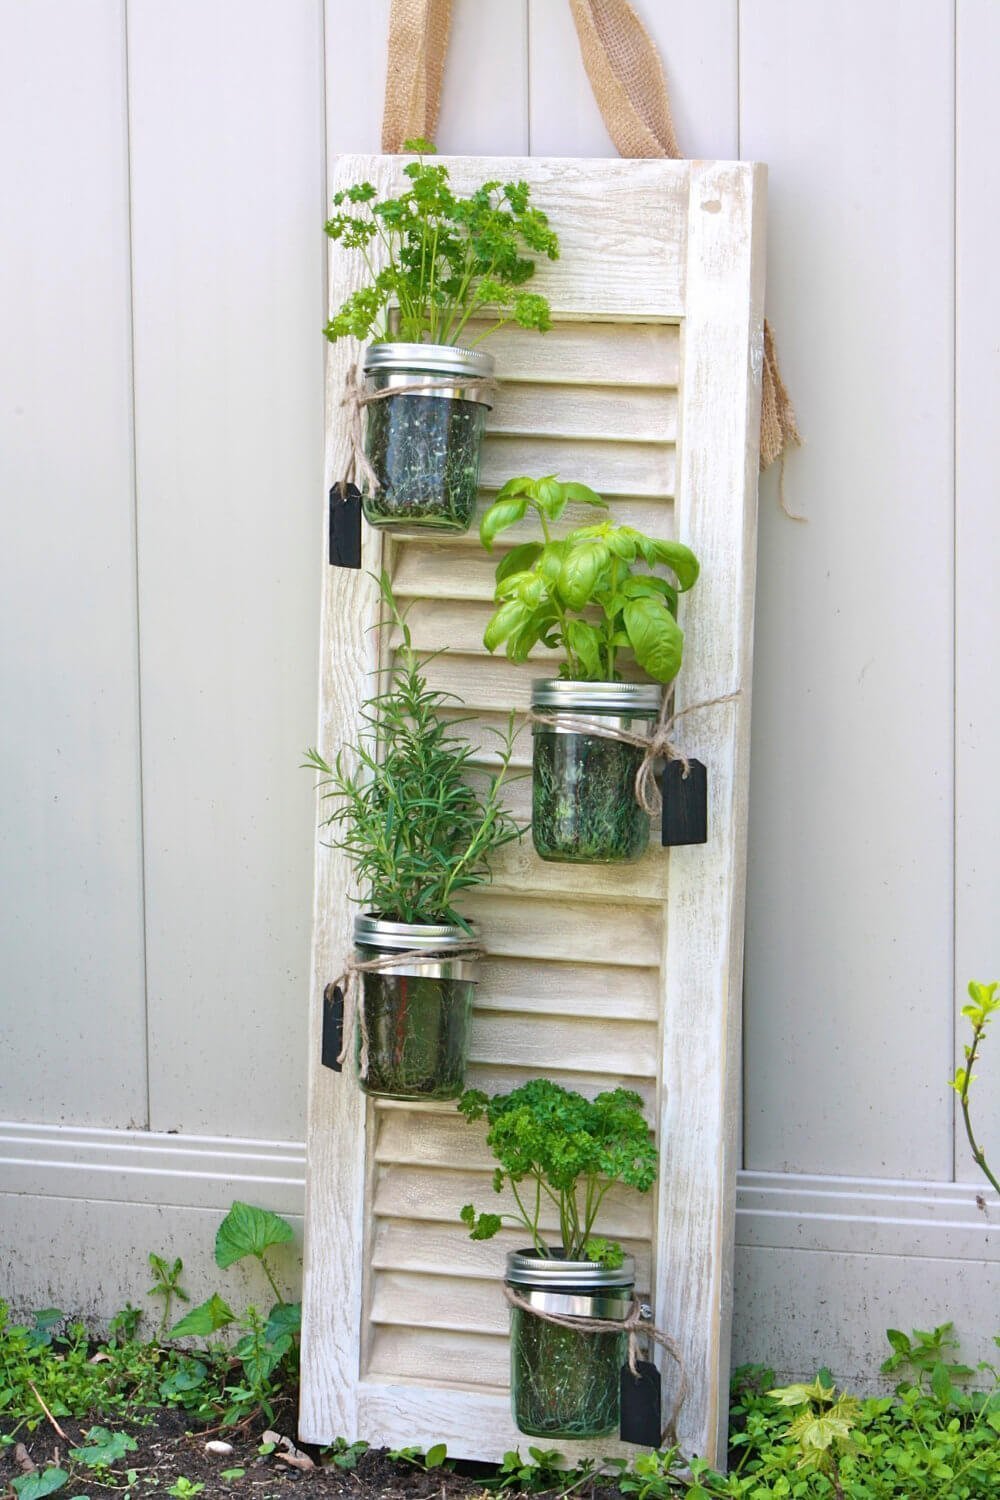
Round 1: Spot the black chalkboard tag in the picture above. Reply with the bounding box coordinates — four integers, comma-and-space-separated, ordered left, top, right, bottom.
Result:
329, 483, 362, 568
661, 757, 708, 846
321, 983, 345, 1072
620, 1359, 662, 1446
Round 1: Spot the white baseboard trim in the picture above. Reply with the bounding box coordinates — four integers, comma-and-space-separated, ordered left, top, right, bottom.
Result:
3, 1120, 998, 1259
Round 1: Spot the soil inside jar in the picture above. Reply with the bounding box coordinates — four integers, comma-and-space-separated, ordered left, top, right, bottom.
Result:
356, 967, 473, 1100
510, 1303, 624, 1439
532, 728, 650, 864
363, 392, 486, 532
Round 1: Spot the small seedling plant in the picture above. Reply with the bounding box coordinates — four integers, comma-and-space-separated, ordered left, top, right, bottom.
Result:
324, 141, 558, 347
479, 475, 700, 684
303, 572, 522, 929
458, 1078, 657, 1266
950, 978, 1000, 1196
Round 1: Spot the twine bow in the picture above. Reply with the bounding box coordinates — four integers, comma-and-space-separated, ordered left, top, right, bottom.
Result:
339, 363, 496, 496
504, 1285, 687, 1445
530, 689, 741, 817
326, 941, 484, 1074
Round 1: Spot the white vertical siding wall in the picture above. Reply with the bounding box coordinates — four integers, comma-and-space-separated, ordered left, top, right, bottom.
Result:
2, 0, 998, 1389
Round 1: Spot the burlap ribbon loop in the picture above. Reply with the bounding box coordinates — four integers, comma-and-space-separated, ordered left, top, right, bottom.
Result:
327, 942, 484, 1074
381, 0, 453, 153
379, 0, 801, 484
503, 1284, 687, 1444
530, 690, 740, 818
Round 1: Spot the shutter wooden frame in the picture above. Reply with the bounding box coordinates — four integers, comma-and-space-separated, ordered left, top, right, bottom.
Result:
300, 154, 766, 1467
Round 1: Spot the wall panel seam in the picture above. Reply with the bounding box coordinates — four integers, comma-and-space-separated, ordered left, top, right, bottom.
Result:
122, 0, 151, 1130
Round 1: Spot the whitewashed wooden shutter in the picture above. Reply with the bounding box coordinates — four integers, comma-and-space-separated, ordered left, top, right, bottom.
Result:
300, 154, 766, 1468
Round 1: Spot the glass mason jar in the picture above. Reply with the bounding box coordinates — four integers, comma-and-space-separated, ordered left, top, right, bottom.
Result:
360, 343, 494, 534
506, 1250, 635, 1440
531, 681, 662, 865
352, 915, 477, 1101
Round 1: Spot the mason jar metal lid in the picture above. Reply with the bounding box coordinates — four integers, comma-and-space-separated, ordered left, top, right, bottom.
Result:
531, 679, 663, 715
354, 913, 477, 951
363, 341, 495, 380
505, 1248, 636, 1290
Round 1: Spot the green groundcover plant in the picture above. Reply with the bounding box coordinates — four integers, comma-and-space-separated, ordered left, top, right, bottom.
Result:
479, 475, 700, 684
302, 573, 522, 930
458, 1078, 657, 1268
0, 1201, 298, 1455
323, 140, 559, 347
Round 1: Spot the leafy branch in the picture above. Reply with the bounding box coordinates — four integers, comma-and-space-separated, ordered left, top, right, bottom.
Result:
949, 979, 1000, 1196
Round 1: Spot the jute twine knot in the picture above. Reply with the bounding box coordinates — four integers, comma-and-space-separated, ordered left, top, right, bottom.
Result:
503, 1284, 687, 1445
325, 941, 484, 1074
339, 363, 496, 496
529, 689, 741, 818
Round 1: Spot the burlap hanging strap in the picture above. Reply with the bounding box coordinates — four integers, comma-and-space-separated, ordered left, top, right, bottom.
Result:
380, 0, 801, 483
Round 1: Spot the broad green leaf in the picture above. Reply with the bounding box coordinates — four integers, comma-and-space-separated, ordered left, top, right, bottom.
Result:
620, 574, 678, 609
492, 476, 535, 500
649, 539, 700, 591
534, 477, 564, 516
13, 1471, 68, 1500
484, 598, 531, 653
606, 531, 637, 560
425, 1444, 448, 1469
70, 1428, 138, 1469
215, 1201, 293, 1269
495, 541, 542, 584
479, 498, 527, 550
564, 620, 603, 679
264, 1301, 301, 1343
561, 482, 607, 509
886, 1329, 912, 1355
623, 598, 683, 683
506, 616, 547, 664
931, 1362, 955, 1405
558, 542, 608, 610
169, 1293, 236, 1339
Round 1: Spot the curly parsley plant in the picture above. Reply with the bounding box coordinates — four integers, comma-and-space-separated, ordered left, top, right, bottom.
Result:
458, 1079, 657, 1268
324, 141, 559, 348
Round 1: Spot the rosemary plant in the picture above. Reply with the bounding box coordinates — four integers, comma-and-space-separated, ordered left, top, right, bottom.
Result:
303, 574, 523, 930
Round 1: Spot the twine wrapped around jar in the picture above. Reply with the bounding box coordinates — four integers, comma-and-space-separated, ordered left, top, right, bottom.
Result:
325, 941, 484, 1074
529, 689, 741, 817
339, 363, 496, 495
503, 1283, 687, 1444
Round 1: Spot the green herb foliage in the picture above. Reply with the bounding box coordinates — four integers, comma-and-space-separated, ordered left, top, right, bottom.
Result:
479, 476, 700, 682
303, 573, 523, 929
0, 1201, 299, 1444
458, 1078, 657, 1265
324, 141, 558, 347
949, 978, 1000, 1196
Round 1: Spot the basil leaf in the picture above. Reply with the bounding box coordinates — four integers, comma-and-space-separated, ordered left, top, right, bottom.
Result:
495, 541, 543, 584
559, 542, 609, 610
623, 598, 684, 683
483, 599, 532, 652
479, 497, 528, 550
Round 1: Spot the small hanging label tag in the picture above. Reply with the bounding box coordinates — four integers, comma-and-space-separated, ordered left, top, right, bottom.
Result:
321, 983, 344, 1071
661, 757, 708, 846
329, 483, 362, 569
620, 1359, 662, 1446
